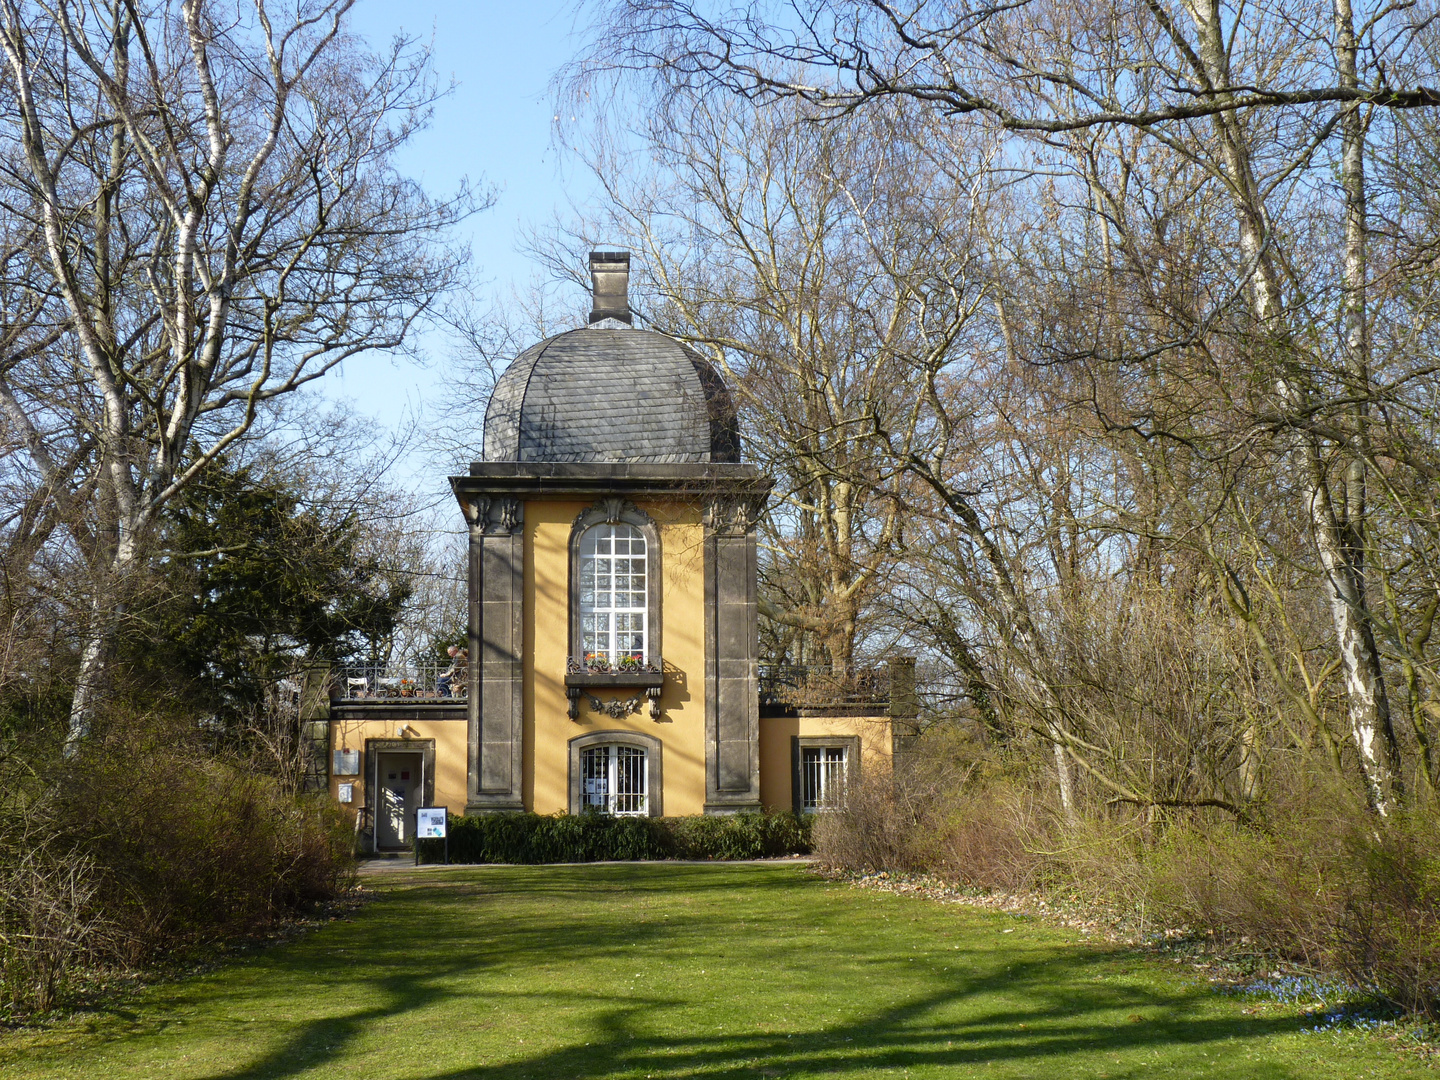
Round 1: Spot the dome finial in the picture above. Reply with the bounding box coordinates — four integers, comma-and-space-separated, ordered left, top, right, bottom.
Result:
588, 251, 632, 326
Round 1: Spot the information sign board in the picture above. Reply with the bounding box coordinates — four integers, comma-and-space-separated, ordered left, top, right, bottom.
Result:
414, 806, 449, 867
416, 807, 447, 838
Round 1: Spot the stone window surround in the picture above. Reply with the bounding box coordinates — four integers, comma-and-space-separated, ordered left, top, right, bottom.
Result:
790, 735, 860, 815
568, 498, 663, 667
568, 729, 664, 817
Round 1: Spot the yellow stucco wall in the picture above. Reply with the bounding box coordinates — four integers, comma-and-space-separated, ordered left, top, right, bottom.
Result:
525, 497, 711, 816
758, 713, 894, 812
326, 717, 468, 825
327, 498, 893, 823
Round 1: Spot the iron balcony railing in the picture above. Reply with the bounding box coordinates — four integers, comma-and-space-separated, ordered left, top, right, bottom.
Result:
757, 663, 892, 708
336, 660, 467, 701
335, 658, 908, 707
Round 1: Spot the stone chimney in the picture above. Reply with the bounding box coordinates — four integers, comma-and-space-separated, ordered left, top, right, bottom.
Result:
588, 250, 632, 326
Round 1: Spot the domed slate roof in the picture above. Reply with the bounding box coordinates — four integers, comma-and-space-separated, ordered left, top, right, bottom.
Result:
482, 326, 741, 463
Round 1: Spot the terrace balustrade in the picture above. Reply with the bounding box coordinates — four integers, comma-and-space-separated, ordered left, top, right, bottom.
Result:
335, 660, 468, 702
756, 663, 893, 709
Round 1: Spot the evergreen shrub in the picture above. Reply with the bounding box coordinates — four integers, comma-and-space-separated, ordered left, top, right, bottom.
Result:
428, 810, 811, 865
664, 810, 812, 859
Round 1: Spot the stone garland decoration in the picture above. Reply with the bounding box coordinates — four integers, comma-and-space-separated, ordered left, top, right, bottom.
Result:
584, 693, 647, 719
567, 685, 664, 721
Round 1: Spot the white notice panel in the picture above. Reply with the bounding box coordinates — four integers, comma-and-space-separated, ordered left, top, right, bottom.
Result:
416, 806, 447, 839
332, 749, 360, 776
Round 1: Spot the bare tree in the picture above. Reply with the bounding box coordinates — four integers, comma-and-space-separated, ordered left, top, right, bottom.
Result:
578, 0, 1440, 814
539, 93, 996, 670
0, 0, 474, 749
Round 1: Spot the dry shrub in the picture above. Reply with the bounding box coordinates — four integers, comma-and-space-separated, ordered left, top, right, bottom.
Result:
811, 771, 935, 873
1329, 818, 1440, 1015
930, 782, 1060, 893
0, 815, 113, 1013
814, 758, 1137, 898
812, 745, 964, 874
819, 733, 1440, 1016
50, 740, 356, 958
0, 717, 355, 1014
1147, 779, 1440, 1015
1147, 818, 1331, 958
813, 742, 1063, 892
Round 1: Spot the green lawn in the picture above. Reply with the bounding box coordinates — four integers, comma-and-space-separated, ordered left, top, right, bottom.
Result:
0, 862, 1428, 1078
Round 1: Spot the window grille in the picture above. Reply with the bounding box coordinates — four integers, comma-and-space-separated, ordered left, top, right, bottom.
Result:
580, 745, 648, 815
801, 746, 848, 811
579, 524, 647, 665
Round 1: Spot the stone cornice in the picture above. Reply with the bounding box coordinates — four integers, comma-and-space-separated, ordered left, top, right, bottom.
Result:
451, 462, 773, 503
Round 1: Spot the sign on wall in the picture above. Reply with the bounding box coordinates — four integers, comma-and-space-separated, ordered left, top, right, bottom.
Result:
332, 749, 360, 775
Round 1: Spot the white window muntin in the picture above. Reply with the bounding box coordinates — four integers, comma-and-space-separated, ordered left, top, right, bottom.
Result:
801, 745, 848, 811
581, 744, 648, 816
579, 524, 648, 664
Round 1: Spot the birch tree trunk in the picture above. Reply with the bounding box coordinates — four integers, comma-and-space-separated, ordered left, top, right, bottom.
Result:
1330, 0, 1404, 809
1188, 0, 1401, 810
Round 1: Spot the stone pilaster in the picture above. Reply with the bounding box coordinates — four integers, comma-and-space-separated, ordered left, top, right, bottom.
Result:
462, 495, 526, 812
703, 494, 765, 812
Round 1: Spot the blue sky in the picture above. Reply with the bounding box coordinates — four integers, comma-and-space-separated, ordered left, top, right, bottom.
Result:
321, 1, 595, 491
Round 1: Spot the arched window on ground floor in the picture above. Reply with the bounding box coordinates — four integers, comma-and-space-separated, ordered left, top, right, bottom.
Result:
568, 730, 664, 817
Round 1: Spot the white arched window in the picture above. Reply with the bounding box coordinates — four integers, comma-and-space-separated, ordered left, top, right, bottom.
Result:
579, 523, 648, 665
569, 730, 663, 816
580, 744, 648, 815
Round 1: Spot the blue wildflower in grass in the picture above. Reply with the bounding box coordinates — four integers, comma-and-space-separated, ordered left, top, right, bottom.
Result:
1218, 973, 1358, 1007
1216, 973, 1439, 1043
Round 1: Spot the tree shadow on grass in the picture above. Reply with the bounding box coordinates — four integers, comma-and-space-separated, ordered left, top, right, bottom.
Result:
411, 947, 1315, 1080
202, 951, 1312, 1080
151, 865, 1345, 1079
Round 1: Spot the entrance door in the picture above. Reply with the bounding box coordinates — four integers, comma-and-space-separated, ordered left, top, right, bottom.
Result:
375, 751, 422, 849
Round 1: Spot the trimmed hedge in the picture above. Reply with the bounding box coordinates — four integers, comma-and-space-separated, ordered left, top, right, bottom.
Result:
420, 810, 812, 865
664, 811, 812, 860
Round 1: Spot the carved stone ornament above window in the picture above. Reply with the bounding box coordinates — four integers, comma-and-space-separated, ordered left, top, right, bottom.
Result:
565, 681, 663, 721
597, 496, 628, 524
588, 693, 645, 718
572, 496, 651, 533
